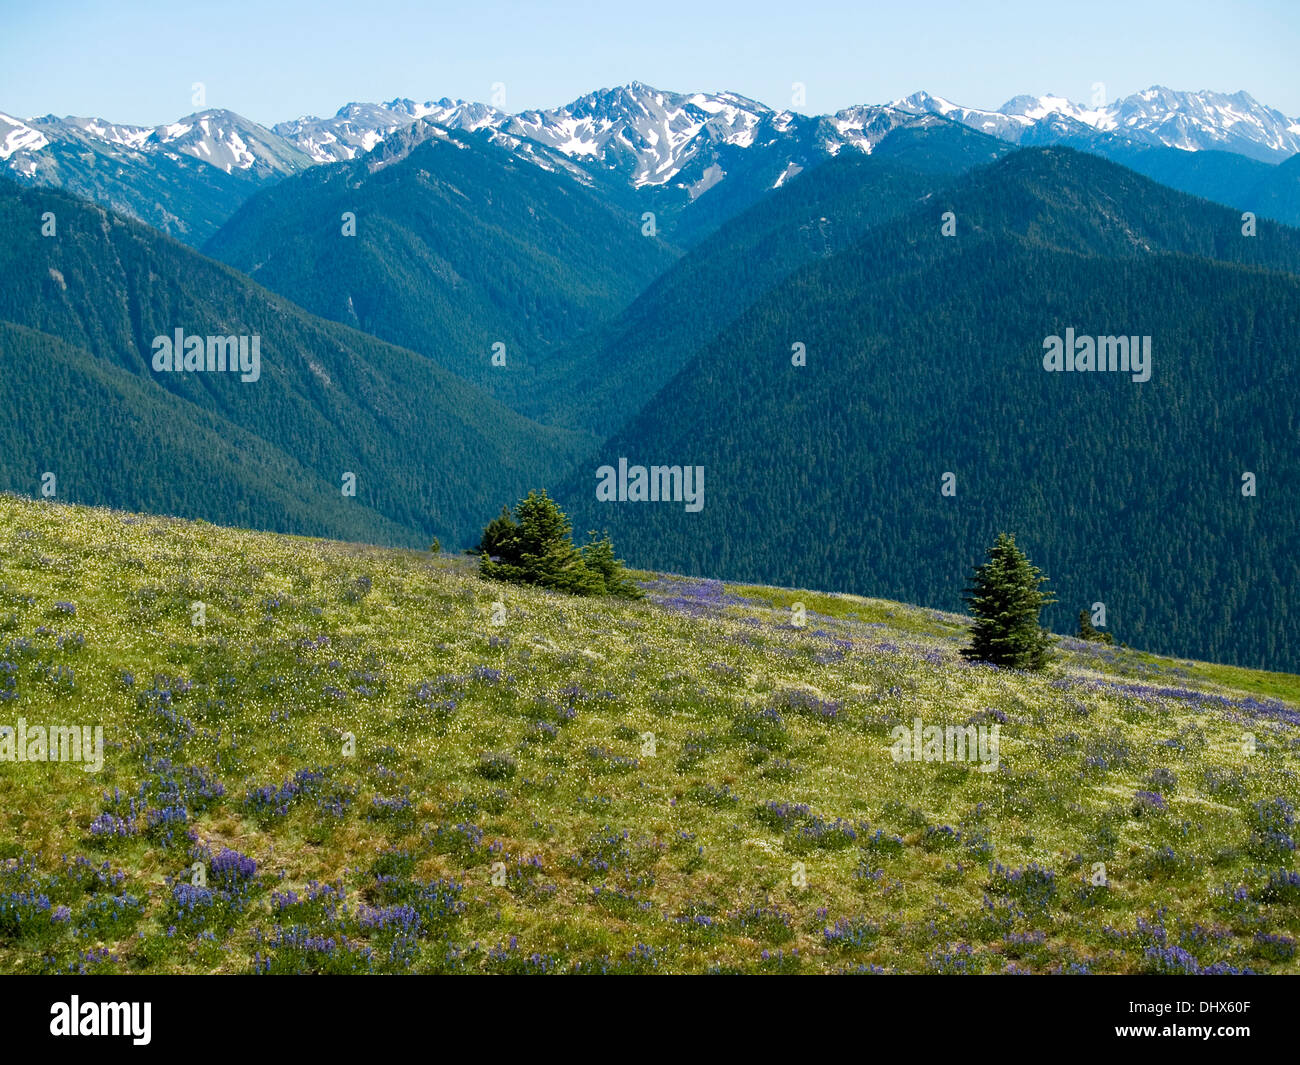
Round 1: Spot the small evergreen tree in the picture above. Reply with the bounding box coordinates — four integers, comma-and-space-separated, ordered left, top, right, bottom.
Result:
429, 537, 441, 554
475, 505, 518, 557
478, 491, 602, 596
1076, 608, 1114, 644
581, 531, 644, 600
961, 533, 1055, 670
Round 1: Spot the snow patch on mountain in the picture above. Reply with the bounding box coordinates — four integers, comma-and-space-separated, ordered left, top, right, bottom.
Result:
0, 113, 49, 158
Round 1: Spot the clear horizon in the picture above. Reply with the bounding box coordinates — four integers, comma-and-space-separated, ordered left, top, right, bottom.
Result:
1, 0, 1297, 127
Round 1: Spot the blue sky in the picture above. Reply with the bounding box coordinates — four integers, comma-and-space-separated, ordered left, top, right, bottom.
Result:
2, 0, 1297, 125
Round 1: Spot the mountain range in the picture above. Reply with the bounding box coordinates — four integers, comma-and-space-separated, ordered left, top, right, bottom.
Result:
892, 86, 1300, 161
0, 108, 312, 243
6, 84, 1300, 244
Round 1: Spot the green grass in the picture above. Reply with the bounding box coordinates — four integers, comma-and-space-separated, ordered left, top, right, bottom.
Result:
0, 494, 1296, 974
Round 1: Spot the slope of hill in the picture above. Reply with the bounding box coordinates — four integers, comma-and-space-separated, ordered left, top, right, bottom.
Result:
1004, 121, 1300, 229
204, 122, 678, 411
0, 495, 1295, 975
0, 179, 591, 547
0, 322, 413, 544
557, 149, 1300, 671
1250, 153, 1300, 226
526, 122, 1012, 435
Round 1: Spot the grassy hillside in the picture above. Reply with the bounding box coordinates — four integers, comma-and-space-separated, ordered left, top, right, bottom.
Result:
0, 494, 1295, 974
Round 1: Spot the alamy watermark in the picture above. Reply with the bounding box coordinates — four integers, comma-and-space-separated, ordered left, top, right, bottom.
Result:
1042, 328, 1150, 382
151, 329, 261, 382
890, 717, 1000, 772
50, 996, 150, 1045
595, 459, 704, 512
0, 718, 104, 772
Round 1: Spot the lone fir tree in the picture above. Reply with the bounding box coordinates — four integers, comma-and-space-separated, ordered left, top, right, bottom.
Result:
961, 533, 1055, 670
478, 489, 601, 596
580, 531, 644, 600
1076, 608, 1113, 644
475, 491, 640, 599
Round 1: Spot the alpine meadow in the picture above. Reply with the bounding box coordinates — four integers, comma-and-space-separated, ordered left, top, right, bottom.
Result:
1, 0, 1298, 1028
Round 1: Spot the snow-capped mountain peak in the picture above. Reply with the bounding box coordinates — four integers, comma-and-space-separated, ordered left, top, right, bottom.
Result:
892, 90, 962, 116
272, 98, 506, 163
886, 86, 1300, 161
1108, 86, 1300, 160
487, 83, 772, 187
10, 83, 1300, 180
144, 108, 311, 175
